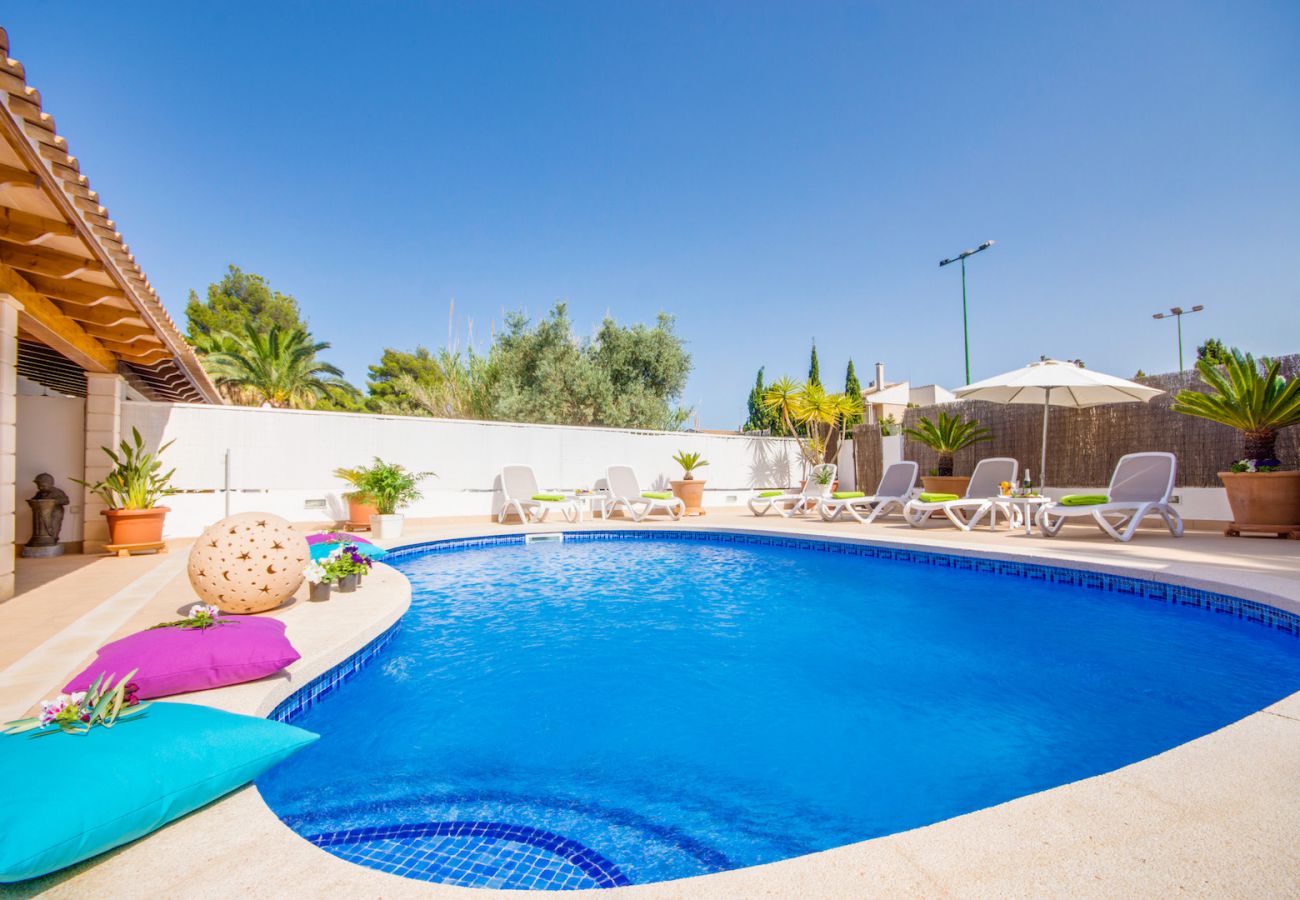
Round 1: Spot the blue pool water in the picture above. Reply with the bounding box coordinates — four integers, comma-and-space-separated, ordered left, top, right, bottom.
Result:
258, 533, 1300, 889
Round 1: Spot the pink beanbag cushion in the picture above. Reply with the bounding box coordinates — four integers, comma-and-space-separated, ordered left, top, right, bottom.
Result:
64, 617, 300, 699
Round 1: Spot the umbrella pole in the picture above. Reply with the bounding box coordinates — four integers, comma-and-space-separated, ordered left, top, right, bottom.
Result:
1040, 387, 1050, 487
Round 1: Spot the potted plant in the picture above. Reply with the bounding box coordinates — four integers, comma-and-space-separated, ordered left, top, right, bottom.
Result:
74, 428, 176, 548
355, 458, 433, 540
333, 466, 380, 531
904, 412, 992, 494
670, 450, 709, 516
1173, 349, 1300, 533
303, 560, 332, 602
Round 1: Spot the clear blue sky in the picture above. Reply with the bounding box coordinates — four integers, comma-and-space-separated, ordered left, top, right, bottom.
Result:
6, 2, 1298, 427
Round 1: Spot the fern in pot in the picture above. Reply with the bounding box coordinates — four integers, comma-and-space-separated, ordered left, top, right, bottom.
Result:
1172, 348, 1300, 531
355, 458, 434, 539
74, 428, 176, 550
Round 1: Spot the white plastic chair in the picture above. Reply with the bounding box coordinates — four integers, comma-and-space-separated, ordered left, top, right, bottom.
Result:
902, 458, 1018, 531
605, 465, 684, 521
817, 461, 919, 524
1036, 452, 1184, 542
498, 465, 578, 524
747, 464, 837, 517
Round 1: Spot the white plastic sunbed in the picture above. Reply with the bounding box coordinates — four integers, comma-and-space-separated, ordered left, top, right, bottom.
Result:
605, 465, 685, 521
747, 464, 837, 517
498, 465, 578, 524
1036, 451, 1184, 542
902, 457, 1019, 531
817, 461, 919, 524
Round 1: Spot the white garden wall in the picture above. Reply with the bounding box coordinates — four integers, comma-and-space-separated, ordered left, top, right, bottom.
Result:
122, 402, 805, 537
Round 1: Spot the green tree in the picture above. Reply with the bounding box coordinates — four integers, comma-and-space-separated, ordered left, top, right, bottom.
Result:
744, 367, 773, 432
184, 265, 307, 342
1173, 348, 1300, 461
808, 341, 821, 388
483, 302, 691, 430
202, 324, 357, 409
903, 412, 992, 476
842, 359, 864, 429
1197, 337, 1230, 365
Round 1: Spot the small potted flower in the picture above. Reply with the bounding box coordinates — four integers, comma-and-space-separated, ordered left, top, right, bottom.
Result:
1173, 349, 1300, 533
669, 450, 709, 516
327, 544, 373, 593
303, 560, 332, 602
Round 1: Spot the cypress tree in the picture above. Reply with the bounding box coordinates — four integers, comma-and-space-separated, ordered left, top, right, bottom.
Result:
843, 359, 863, 428
808, 341, 821, 388
744, 367, 767, 432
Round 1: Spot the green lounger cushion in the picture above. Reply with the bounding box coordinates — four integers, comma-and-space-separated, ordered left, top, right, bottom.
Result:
641, 491, 674, 500
1060, 494, 1109, 506
757, 490, 784, 498
918, 492, 960, 503
831, 491, 866, 500
0, 703, 317, 883
531, 493, 566, 502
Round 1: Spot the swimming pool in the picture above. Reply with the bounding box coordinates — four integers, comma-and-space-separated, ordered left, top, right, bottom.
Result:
258, 531, 1300, 890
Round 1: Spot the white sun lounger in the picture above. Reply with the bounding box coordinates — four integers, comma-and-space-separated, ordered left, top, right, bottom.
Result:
1036, 451, 1184, 542
817, 461, 919, 524
747, 464, 836, 517
605, 465, 685, 521
498, 465, 578, 524
902, 458, 1018, 531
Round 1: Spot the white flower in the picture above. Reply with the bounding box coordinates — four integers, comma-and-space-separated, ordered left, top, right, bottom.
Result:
303, 562, 327, 584
187, 603, 221, 620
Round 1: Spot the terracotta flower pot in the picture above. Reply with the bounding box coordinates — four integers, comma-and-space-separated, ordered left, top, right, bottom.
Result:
102, 507, 169, 546
921, 476, 971, 496
346, 496, 379, 531
1219, 471, 1300, 528
670, 479, 707, 516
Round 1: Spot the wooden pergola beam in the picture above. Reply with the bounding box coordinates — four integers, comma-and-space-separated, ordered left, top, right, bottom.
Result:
0, 262, 114, 372
22, 272, 132, 309
0, 162, 39, 189
0, 238, 105, 281
50, 301, 145, 329
0, 207, 76, 245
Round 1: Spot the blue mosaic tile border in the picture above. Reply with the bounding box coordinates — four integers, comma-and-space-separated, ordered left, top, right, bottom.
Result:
305, 821, 631, 889
387, 529, 1300, 637
268, 622, 401, 724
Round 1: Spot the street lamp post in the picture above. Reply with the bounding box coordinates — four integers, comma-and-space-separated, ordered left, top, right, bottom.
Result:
1151, 305, 1205, 372
939, 240, 995, 385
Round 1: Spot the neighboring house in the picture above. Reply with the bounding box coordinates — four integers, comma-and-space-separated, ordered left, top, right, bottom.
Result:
1, 27, 221, 597
859, 363, 955, 426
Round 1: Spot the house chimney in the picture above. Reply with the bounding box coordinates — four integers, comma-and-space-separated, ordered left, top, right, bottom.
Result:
874, 362, 885, 391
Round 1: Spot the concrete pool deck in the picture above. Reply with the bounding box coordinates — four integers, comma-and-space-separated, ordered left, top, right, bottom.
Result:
2, 510, 1298, 897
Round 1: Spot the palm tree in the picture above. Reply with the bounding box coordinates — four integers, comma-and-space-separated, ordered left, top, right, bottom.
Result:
1173, 349, 1300, 461
903, 412, 991, 476
761, 378, 863, 469
202, 324, 357, 409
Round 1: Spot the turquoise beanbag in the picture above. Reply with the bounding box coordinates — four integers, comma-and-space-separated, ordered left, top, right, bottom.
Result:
309, 541, 386, 562
0, 703, 317, 883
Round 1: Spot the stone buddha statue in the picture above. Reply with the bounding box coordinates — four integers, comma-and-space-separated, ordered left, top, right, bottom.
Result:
24, 473, 70, 558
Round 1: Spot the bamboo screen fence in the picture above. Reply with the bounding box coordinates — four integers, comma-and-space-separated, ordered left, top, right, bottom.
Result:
852, 355, 1300, 490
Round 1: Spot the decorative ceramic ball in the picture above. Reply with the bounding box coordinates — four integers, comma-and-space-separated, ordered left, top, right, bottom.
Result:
187, 513, 309, 613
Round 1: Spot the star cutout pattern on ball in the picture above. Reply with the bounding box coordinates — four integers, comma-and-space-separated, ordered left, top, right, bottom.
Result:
187, 512, 309, 613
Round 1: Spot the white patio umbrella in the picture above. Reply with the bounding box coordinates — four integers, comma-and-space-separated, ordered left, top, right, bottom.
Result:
952, 359, 1164, 486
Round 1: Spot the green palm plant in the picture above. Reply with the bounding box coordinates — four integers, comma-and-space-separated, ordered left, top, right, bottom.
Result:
903, 412, 992, 476
761, 378, 863, 468
671, 450, 709, 480
201, 324, 358, 409
1172, 348, 1300, 462
73, 428, 177, 510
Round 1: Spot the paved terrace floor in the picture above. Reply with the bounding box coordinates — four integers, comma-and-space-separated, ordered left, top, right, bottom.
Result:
1, 510, 1298, 897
